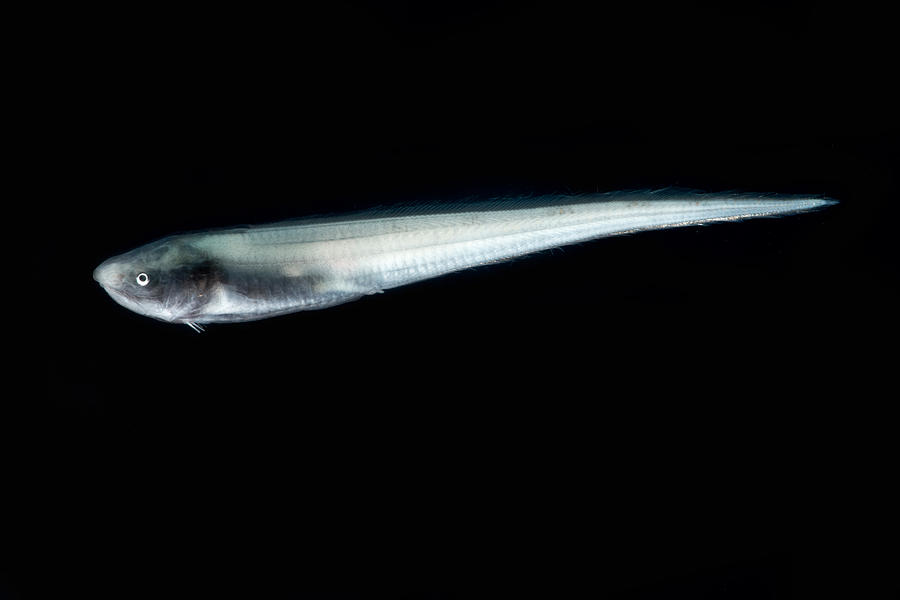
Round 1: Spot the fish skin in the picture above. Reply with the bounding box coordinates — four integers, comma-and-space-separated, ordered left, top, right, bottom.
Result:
93, 190, 836, 328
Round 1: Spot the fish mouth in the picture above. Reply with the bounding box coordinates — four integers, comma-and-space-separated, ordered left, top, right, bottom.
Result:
94, 260, 143, 312
94, 274, 158, 321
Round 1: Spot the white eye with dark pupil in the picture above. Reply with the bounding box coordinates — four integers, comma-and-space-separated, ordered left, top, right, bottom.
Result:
136, 272, 150, 286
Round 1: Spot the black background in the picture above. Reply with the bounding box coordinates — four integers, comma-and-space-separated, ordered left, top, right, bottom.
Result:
7, 1, 898, 598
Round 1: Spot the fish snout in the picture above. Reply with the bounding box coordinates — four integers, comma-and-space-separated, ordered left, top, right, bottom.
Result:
93, 260, 126, 289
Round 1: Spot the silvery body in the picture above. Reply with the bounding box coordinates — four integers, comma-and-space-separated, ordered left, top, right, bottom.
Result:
93, 190, 835, 329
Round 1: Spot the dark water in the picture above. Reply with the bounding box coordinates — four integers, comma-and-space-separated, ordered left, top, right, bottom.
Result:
10, 2, 898, 598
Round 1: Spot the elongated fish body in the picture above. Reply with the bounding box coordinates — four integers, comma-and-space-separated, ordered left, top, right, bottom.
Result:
93, 190, 835, 328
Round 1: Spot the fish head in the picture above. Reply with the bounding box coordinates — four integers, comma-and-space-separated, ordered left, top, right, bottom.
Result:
93, 236, 218, 324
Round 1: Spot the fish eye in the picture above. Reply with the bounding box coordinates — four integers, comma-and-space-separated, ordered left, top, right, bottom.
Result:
136, 272, 150, 286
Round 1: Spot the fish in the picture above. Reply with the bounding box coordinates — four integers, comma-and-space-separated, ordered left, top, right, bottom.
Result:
93, 189, 836, 330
